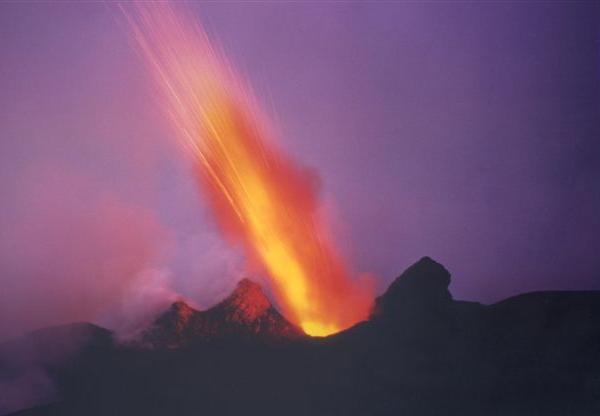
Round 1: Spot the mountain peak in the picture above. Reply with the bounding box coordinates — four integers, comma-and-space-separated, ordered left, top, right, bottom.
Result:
170, 300, 195, 316
220, 278, 271, 319
213, 278, 278, 325
234, 278, 264, 293
387, 256, 451, 298
371, 256, 453, 320
150, 300, 197, 338
139, 278, 304, 348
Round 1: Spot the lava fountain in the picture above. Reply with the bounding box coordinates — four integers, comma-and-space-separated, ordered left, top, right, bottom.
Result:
122, 4, 372, 336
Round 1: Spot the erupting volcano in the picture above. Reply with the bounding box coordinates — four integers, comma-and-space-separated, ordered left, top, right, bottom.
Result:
122, 5, 373, 336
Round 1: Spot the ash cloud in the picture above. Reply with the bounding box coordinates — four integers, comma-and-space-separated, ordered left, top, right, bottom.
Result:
0, 160, 245, 413
0, 164, 174, 341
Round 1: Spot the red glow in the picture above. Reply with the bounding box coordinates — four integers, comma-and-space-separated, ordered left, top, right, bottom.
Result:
123, 4, 373, 336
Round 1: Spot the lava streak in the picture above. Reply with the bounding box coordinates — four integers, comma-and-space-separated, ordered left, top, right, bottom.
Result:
122, 4, 372, 336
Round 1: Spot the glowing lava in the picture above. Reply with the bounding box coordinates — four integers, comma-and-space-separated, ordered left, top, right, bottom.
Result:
122, 4, 372, 336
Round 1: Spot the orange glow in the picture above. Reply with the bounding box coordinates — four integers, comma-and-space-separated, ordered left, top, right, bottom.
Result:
122, 4, 372, 336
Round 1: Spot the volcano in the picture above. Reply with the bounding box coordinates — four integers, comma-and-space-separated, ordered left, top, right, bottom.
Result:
139, 279, 304, 349
2, 257, 600, 416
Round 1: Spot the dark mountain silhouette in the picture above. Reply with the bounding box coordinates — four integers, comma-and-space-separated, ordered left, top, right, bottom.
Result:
3, 257, 600, 416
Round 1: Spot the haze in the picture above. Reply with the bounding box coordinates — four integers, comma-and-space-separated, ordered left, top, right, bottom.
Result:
0, 2, 598, 340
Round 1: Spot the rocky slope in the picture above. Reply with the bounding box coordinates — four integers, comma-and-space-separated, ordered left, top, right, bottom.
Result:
139, 279, 304, 348
3, 257, 600, 416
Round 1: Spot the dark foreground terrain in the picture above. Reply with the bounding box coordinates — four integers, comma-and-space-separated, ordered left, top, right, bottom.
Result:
2, 257, 600, 415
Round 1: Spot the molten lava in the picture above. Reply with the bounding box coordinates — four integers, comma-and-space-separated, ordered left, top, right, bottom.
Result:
123, 4, 372, 336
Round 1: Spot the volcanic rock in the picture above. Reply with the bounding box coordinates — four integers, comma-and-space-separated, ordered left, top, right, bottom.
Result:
371, 256, 453, 319
6, 258, 600, 416
211, 278, 273, 323
140, 278, 305, 348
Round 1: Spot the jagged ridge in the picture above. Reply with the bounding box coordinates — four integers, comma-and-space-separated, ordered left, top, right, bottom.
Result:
140, 278, 305, 348
5, 257, 600, 416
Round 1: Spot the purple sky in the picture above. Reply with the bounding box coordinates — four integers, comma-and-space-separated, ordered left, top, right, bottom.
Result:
0, 2, 599, 339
